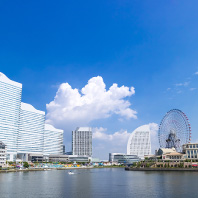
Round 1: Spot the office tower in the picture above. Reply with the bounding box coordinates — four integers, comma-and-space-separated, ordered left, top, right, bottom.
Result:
44, 124, 63, 155
127, 125, 151, 159
72, 127, 92, 157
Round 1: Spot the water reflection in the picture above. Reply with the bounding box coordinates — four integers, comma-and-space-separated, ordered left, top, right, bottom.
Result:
0, 169, 197, 198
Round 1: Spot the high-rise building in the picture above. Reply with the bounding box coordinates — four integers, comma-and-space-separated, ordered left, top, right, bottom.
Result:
72, 127, 92, 157
44, 124, 63, 155
17, 102, 45, 154
0, 73, 22, 161
127, 125, 151, 159
0, 72, 64, 161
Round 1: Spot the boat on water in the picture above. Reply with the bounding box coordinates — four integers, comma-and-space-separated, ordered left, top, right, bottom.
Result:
68, 171, 74, 175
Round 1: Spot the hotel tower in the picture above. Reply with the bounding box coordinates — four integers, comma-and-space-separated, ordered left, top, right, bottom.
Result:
0, 72, 64, 161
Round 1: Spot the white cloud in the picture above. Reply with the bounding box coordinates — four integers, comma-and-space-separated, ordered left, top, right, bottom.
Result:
46, 76, 137, 130
92, 123, 159, 159
93, 127, 130, 142
194, 72, 198, 75
149, 123, 159, 153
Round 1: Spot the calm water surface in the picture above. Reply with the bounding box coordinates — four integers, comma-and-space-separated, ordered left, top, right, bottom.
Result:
0, 168, 197, 198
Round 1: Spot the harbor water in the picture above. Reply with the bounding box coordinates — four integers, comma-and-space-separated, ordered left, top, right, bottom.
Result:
0, 168, 197, 198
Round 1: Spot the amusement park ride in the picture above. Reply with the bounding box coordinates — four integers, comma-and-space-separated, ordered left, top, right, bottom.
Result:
158, 109, 191, 152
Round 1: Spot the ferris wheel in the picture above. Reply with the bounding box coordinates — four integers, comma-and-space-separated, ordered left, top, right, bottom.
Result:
158, 109, 191, 152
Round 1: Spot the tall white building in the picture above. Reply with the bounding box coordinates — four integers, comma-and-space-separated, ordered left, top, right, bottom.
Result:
17, 102, 45, 154
0, 72, 64, 161
44, 124, 63, 155
127, 125, 151, 159
72, 127, 92, 157
0, 73, 22, 161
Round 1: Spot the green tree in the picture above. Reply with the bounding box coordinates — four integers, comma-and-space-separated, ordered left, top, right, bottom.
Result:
133, 162, 137, 167
146, 163, 150, 168
23, 162, 29, 168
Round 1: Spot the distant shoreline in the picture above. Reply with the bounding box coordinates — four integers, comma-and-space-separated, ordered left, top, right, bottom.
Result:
125, 167, 198, 171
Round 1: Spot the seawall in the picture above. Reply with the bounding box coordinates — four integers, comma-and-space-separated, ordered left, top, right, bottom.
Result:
125, 167, 198, 171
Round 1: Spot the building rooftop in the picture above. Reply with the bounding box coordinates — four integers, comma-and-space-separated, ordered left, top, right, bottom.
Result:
159, 148, 176, 154
0, 72, 22, 88
45, 124, 63, 133
75, 127, 92, 131
166, 152, 183, 156
21, 102, 45, 115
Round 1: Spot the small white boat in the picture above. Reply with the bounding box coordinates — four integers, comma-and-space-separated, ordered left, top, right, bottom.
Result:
68, 171, 74, 175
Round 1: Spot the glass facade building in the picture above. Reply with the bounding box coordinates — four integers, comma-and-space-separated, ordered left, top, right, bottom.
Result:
0, 73, 22, 160
127, 125, 151, 159
44, 124, 63, 155
72, 127, 92, 157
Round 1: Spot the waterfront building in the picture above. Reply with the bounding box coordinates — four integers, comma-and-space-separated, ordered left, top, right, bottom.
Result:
72, 127, 92, 157
0, 141, 7, 167
17, 102, 45, 154
68, 155, 90, 162
0, 72, 65, 161
48, 154, 90, 163
162, 152, 185, 161
127, 125, 151, 159
44, 124, 63, 155
0, 73, 22, 161
109, 153, 140, 164
48, 154, 69, 162
183, 143, 198, 160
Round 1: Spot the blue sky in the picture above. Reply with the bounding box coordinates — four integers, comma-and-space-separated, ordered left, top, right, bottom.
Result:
1, 0, 198, 159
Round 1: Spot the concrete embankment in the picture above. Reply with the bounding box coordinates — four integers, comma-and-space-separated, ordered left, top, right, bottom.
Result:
125, 167, 198, 171
0, 166, 125, 173
0, 168, 46, 173
0, 166, 94, 173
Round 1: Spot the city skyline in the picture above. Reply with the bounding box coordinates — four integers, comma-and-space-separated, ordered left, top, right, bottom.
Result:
1, 1, 198, 159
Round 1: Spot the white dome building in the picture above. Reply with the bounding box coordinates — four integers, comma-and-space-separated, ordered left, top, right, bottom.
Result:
127, 125, 151, 159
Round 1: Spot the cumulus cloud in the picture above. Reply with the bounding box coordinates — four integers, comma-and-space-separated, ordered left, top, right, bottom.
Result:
149, 123, 159, 153
93, 127, 130, 143
46, 76, 137, 130
92, 123, 159, 159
